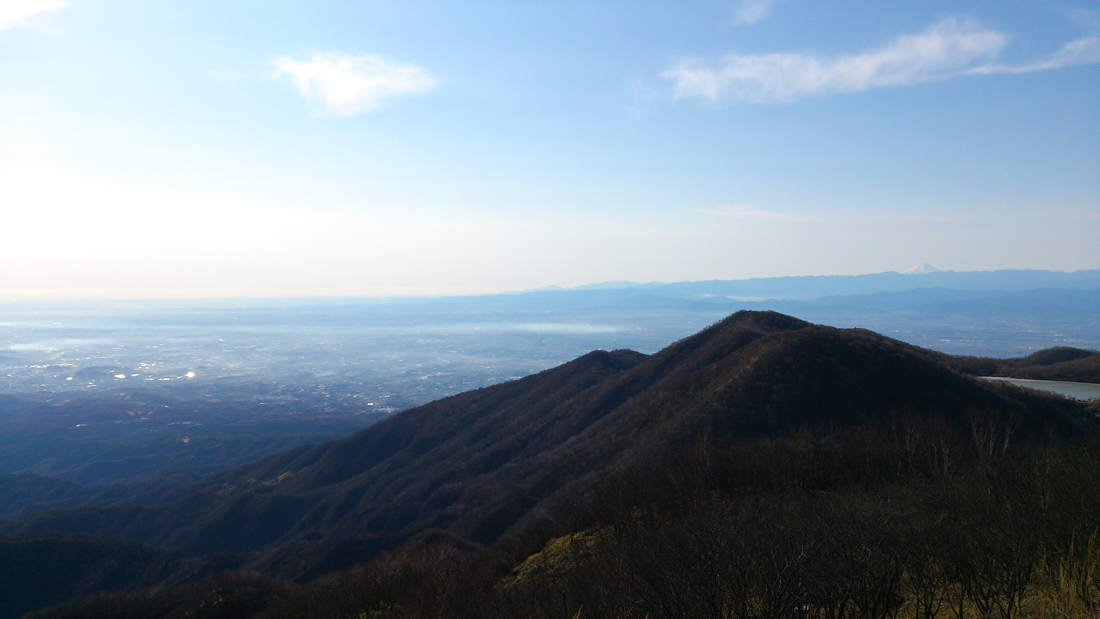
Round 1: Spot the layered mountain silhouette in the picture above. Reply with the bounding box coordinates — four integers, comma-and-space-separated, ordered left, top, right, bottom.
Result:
952, 345, 1100, 383
1, 311, 1087, 586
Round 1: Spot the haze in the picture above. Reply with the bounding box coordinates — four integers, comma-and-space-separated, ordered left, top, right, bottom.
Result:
1, 0, 1097, 299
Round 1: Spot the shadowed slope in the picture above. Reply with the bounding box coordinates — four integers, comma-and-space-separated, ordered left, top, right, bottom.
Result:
0, 535, 182, 619
1, 312, 1085, 576
951, 346, 1100, 383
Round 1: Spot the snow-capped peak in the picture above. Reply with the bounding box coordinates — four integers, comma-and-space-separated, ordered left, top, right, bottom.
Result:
901, 263, 941, 274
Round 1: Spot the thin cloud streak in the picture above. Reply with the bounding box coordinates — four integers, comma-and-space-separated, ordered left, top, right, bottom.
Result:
273, 52, 436, 116
664, 19, 1006, 104
662, 18, 1100, 104
0, 0, 67, 31
968, 35, 1100, 74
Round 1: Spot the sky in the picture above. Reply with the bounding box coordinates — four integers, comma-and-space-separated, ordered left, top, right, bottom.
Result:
1, 0, 1098, 299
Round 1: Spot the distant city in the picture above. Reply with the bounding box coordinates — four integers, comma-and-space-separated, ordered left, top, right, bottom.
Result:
1, 268, 1097, 485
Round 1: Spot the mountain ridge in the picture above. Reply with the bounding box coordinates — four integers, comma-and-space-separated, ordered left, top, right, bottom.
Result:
2, 311, 1087, 576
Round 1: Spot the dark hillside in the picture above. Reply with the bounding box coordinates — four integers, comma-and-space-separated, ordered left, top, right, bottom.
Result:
0, 535, 181, 619
1, 312, 1086, 587
1023, 346, 1096, 366
0, 346, 653, 560
0, 472, 202, 521
951, 346, 1100, 383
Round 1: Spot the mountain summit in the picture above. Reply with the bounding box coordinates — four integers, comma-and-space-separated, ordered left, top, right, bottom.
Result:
900, 263, 941, 274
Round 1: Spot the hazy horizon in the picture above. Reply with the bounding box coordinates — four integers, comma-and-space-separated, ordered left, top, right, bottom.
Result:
4, 264, 1100, 302
2, 1, 1098, 300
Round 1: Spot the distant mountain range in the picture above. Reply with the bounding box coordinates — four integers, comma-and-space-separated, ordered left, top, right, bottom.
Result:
524, 268, 1100, 300
493, 269, 1100, 357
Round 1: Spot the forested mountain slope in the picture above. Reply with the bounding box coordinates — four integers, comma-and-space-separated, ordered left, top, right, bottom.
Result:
951, 346, 1100, 383
2, 312, 1084, 580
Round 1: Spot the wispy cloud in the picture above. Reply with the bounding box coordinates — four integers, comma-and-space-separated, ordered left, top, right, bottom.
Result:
273, 52, 437, 116
665, 19, 1006, 104
731, 0, 776, 26
0, 0, 67, 31
968, 34, 1100, 74
662, 18, 1100, 104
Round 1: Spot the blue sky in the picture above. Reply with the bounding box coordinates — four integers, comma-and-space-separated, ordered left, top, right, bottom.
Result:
1, 0, 1098, 298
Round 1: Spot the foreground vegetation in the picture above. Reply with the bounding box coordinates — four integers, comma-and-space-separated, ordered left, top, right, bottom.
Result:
30, 402, 1100, 619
